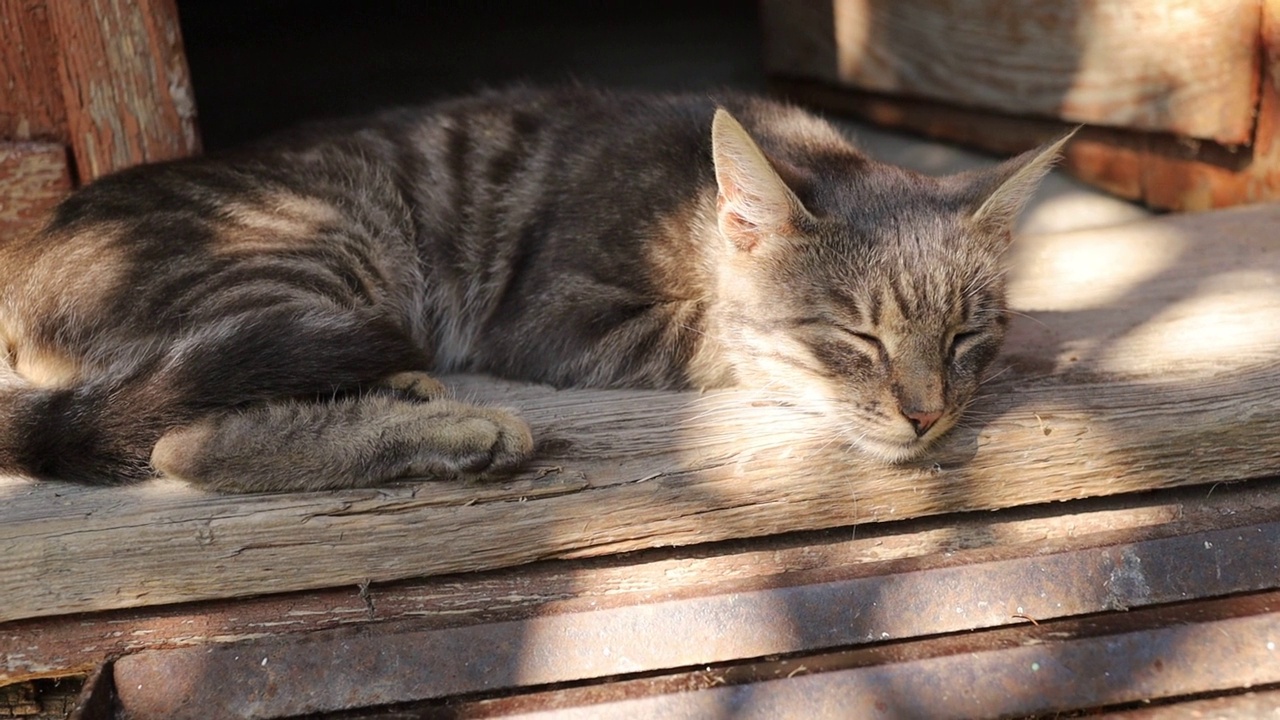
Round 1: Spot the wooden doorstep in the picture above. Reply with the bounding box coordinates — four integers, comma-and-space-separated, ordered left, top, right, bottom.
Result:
2, 203, 1279, 625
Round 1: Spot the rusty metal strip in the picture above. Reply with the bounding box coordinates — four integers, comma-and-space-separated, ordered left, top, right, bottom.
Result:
110, 521, 1280, 719
1094, 688, 1280, 719
475, 593, 1280, 719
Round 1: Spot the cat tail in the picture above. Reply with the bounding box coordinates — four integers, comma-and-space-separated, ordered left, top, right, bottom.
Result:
0, 307, 430, 485
0, 371, 182, 484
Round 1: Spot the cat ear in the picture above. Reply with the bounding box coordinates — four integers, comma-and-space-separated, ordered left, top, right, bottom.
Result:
966, 129, 1076, 239
711, 109, 814, 253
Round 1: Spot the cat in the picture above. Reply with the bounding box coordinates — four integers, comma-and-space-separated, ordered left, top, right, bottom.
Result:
0, 86, 1066, 493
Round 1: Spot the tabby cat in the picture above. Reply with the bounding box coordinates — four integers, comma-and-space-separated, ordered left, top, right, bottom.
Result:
0, 87, 1065, 493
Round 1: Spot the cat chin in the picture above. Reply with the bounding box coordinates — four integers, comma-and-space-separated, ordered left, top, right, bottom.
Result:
852, 435, 936, 464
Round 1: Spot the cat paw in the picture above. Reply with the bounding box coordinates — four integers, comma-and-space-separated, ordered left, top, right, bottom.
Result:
403, 401, 534, 480
382, 371, 447, 401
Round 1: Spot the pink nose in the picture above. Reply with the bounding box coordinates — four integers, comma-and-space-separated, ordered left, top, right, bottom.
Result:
903, 409, 943, 437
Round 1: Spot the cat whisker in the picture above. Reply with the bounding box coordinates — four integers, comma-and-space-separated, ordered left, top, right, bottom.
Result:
1003, 309, 1050, 329
979, 366, 1014, 386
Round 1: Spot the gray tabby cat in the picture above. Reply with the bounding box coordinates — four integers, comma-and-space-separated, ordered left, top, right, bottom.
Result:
0, 87, 1065, 493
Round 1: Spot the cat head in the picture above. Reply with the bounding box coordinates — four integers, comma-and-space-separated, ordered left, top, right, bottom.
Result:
710, 108, 1069, 461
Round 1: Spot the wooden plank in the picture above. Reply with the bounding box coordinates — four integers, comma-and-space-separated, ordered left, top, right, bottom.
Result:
783, 0, 1263, 144
1, 204, 1279, 623
772, 78, 1278, 212
6, 479, 1277, 686
0, 141, 70, 236
44, 0, 199, 181
0, 0, 68, 142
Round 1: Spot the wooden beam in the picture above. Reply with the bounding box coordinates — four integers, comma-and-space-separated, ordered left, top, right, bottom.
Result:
44, 0, 199, 181
2, 204, 1279, 623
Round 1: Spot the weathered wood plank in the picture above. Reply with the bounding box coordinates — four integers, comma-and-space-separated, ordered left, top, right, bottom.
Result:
45, 0, 199, 181
1, 204, 1279, 623
5, 479, 1278, 685
0, 0, 67, 143
764, 0, 1263, 144
0, 141, 70, 236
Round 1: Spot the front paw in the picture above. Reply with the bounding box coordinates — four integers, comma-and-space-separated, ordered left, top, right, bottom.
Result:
403, 401, 534, 479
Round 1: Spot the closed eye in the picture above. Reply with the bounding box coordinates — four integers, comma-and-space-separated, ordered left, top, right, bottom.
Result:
842, 328, 884, 353
950, 330, 981, 358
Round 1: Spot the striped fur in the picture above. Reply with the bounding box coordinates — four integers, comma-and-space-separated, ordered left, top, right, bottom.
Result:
0, 87, 1063, 491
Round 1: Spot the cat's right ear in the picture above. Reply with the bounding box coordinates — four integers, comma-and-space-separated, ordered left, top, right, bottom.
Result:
964, 130, 1076, 241
711, 109, 814, 253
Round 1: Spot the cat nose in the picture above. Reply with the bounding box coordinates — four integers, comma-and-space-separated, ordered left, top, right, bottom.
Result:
902, 409, 943, 437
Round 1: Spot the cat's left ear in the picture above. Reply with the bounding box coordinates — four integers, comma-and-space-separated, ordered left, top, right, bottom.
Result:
711, 109, 815, 253
964, 129, 1076, 241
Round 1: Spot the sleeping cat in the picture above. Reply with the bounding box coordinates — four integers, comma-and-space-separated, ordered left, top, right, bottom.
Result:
0, 87, 1066, 493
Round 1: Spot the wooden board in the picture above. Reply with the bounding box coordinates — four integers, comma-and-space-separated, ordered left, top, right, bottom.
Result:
765, 0, 1263, 145
0, 141, 70, 236
2, 205, 1279, 623
44, 0, 199, 181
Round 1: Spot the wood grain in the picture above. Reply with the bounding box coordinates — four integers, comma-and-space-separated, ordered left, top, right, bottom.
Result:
0, 0, 67, 142
0, 141, 70, 236
6, 479, 1279, 685
45, 0, 199, 181
820, 0, 1263, 144
2, 205, 1279, 623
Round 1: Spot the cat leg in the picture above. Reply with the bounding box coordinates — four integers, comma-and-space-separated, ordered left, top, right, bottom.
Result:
150, 394, 534, 493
